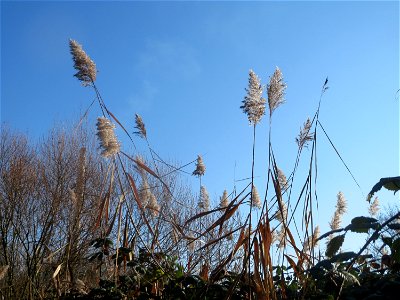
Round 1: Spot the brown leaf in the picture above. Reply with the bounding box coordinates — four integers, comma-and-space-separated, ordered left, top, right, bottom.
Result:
199, 263, 209, 281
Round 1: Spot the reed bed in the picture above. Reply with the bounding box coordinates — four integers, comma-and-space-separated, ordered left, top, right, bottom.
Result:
0, 40, 399, 300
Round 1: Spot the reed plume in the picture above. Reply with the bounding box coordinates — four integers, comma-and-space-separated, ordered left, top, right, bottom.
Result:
96, 117, 120, 157
329, 191, 347, 230
148, 193, 160, 217
192, 155, 206, 177
240, 70, 266, 124
267, 67, 286, 117
220, 189, 229, 208
139, 179, 151, 208
251, 185, 261, 209
276, 197, 287, 223
198, 185, 210, 211
277, 167, 288, 190
368, 196, 380, 217
296, 117, 313, 150
134, 114, 147, 139
69, 39, 97, 86
303, 225, 320, 251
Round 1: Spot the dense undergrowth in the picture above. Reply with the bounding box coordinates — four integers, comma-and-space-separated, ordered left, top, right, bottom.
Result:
0, 40, 399, 300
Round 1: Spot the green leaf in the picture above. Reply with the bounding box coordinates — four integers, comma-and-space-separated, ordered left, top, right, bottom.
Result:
330, 251, 357, 263
382, 236, 393, 247
387, 223, 400, 230
325, 235, 345, 258
347, 216, 379, 233
391, 238, 400, 264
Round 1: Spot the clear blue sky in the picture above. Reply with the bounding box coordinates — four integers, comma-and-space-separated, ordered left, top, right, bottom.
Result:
1, 1, 399, 250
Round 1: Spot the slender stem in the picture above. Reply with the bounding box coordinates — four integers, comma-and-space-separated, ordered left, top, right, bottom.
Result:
248, 123, 256, 297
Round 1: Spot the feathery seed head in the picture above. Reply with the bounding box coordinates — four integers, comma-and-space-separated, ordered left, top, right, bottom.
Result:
277, 167, 288, 190
96, 117, 120, 157
303, 226, 320, 251
134, 114, 147, 139
329, 192, 347, 230
135, 155, 147, 178
336, 191, 347, 215
192, 155, 206, 177
148, 193, 160, 217
220, 189, 229, 208
368, 196, 380, 216
276, 226, 286, 249
198, 185, 210, 211
69, 39, 97, 86
139, 179, 151, 208
312, 226, 320, 247
276, 198, 288, 223
240, 69, 266, 125
267, 67, 286, 116
296, 118, 314, 150
329, 210, 341, 231
251, 185, 262, 209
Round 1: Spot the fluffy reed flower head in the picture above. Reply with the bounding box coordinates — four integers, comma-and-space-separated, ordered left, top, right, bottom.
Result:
296, 118, 314, 150
220, 189, 229, 208
368, 196, 380, 217
277, 167, 288, 190
198, 185, 210, 211
135, 155, 147, 178
240, 69, 266, 125
303, 226, 320, 251
69, 39, 97, 86
267, 67, 286, 117
276, 226, 286, 249
329, 191, 347, 230
139, 179, 151, 207
276, 197, 287, 223
134, 114, 147, 139
336, 191, 347, 215
192, 155, 206, 177
251, 185, 262, 209
148, 193, 160, 217
96, 117, 120, 157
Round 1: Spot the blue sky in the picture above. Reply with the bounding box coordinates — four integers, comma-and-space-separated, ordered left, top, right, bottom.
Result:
1, 1, 399, 250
